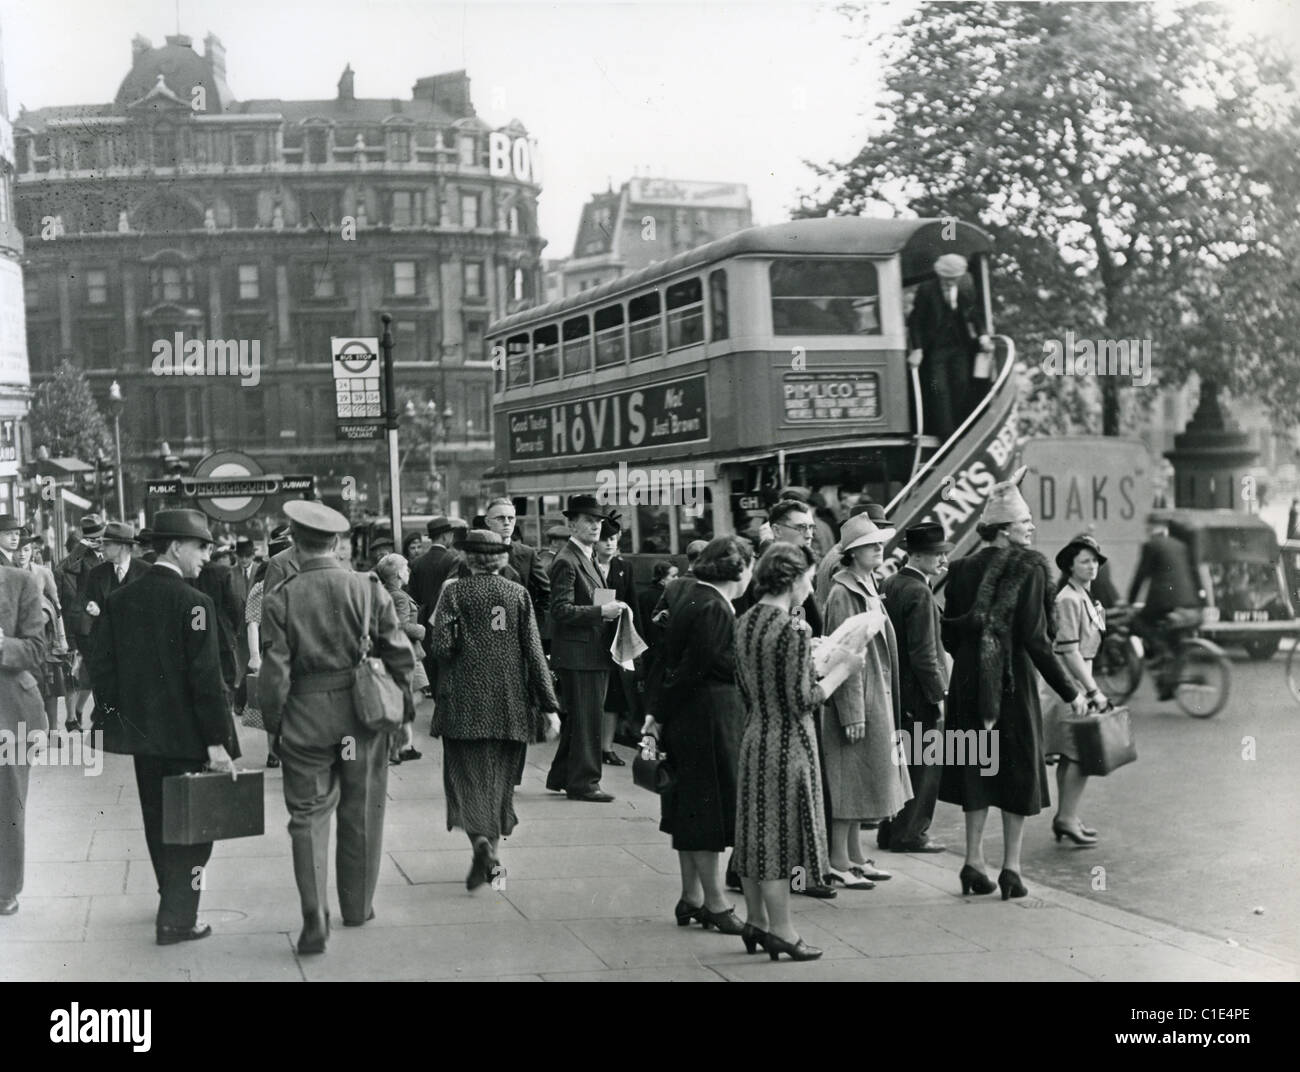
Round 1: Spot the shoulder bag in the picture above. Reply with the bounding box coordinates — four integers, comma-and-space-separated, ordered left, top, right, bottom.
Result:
352, 578, 406, 733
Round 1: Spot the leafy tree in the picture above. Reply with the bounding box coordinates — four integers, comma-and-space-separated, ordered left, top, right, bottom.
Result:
802, 1, 1300, 435
29, 360, 114, 460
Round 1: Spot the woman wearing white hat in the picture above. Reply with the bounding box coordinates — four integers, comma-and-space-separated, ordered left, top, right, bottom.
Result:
819, 513, 911, 888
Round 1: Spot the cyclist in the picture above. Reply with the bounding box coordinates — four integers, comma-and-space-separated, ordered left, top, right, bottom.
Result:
1126, 511, 1204, 700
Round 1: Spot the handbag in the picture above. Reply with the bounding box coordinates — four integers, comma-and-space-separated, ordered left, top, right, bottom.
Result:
1065, 704, 1137, 777
351, 580, 407, 733
632, 733, 674, 794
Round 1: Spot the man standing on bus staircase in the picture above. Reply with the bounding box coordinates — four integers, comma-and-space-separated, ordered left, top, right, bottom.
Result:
545, 494, 628, 803
907, 254, 992, 440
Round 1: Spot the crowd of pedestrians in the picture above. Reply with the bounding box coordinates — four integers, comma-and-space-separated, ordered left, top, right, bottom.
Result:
0, 474, 1135, 962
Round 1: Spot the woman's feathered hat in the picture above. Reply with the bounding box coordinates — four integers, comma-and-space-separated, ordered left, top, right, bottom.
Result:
980, 465, 1031, 525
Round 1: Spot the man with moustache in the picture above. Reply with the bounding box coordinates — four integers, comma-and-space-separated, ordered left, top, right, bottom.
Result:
545, 494, 628, 802
879, 522, 952, 854
89, 510, 237, 945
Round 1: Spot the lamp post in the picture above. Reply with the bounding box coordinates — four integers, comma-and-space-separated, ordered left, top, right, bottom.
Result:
108, 380, 125, 519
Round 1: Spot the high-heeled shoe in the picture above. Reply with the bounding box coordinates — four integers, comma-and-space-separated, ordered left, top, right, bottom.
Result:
764, 932, 823, 962
673, 898, 704, 926
697, 905, 745, 935
1052, 817, 1097, 846
959, 864, 996, 895
1079, 820, 1097, 837
998, 869, 1028, 900
741, 922, 768, 954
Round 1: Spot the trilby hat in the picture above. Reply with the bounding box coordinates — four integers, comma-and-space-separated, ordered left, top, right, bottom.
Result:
102, 521, 138, 544
150, 509, 214, 544
840, 513, 897, 551
903, 522, 953, 554
563, 493, 612, 520
80, 514, 107, 538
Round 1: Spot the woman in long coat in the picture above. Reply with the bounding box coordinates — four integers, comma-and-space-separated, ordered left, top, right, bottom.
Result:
820, 514, 911, 889
939, 470, 1085, 900
430, 530, 560, 889
654, 536, 753, 935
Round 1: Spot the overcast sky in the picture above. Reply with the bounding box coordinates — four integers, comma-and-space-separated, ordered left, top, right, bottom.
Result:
1, 0, 1295, 259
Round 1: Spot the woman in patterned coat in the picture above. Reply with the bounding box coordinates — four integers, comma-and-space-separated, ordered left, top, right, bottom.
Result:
430, 530, 560, 889
733, 543, 863, 962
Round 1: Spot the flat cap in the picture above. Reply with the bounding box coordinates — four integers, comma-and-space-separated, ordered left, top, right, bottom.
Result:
284, 500, 350, 535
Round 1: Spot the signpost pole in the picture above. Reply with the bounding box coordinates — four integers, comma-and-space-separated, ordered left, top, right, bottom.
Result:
381, 313, 402, 547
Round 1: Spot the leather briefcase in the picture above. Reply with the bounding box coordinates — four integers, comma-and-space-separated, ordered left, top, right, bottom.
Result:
162, 770, 265, 845
1065, 705, 1137, 777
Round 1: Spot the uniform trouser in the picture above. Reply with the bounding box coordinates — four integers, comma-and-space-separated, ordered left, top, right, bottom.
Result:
546, 668, 608, 795
279, 689, 390, 922
0, 707, 46, 900
887, 706, 944, 847
133, 754, 212, 929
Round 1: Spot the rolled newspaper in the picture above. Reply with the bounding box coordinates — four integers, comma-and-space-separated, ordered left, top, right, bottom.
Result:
812, 606, 888, 676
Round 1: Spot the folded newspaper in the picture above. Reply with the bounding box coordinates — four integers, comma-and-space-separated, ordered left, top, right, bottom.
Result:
812, 607, 887, 675
611, 607, 648, 671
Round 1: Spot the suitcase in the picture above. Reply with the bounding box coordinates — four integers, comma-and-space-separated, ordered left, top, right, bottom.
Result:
1065, 705, 1137, 777
162, 769, 265, 845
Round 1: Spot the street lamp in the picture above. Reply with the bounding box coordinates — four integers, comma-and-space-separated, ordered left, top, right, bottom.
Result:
108, 380, 125, 519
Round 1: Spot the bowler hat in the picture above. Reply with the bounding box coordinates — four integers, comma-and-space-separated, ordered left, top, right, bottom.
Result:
563, 494, 611, 520
235, 536, 255, 555
1055, 534, 1107, 573
426, 515, 454, 538
150, 509, 214, 544
102, 521, 138, 544
80, 514, 107, 538
284, 500, 350, 536
903, 522, 953, 554
462, 529, 509, 556
0, 515, 23, 532
840, 513, 897, 552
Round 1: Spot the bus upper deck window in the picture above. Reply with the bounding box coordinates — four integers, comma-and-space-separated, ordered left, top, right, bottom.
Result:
709, 269, 728, 340
533, 324, 559, 382
594, 304, 626, 368
628, 291, 663, 360
666, 277, 704, 350
562, 315, 592, 377
506, 333, 530, 387
770, 259, 881, 336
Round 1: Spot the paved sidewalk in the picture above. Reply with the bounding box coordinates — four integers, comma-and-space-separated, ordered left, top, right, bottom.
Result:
2, 722, 1295, 982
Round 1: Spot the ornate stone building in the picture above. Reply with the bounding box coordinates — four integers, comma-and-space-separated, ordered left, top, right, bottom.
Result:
0, 17, 28, 520
13, 32, 544, 519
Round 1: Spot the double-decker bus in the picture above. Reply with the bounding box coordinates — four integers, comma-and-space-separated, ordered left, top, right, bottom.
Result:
486, 217, 1021, 558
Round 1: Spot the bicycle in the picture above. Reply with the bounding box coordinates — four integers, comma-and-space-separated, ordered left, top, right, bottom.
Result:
1095, 604, 1231, 718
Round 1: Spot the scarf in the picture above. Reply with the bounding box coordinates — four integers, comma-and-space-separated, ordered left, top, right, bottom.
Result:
944, 545, 1052, 729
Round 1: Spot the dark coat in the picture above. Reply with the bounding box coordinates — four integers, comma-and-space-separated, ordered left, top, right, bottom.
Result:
190, 560, 245, 693
89, 565, 238, 760
601, 555, 639, 711
83, 557, 149, 656
881, 565, 949, 721
55, 541, 103, 646
548, 540, 612, 671
508, 541, 551, 617
1127, 533, 1201, 616
429, 573, 558, 741
656, 583, 744, 851
0, 566, 49, 733
409, 544, 452, 611
907, 278, 988, 438
938, 546, 1075, 815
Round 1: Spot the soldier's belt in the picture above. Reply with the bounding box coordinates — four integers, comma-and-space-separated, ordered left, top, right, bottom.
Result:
289, 669, 355, 695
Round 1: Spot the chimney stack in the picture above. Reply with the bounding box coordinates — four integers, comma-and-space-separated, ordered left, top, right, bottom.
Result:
204, 33, 227, 79
338, 63, 355, 102
132, 34, 152, 63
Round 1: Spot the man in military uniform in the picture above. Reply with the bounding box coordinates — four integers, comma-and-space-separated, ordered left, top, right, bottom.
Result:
89, 510, 237, 945
259, 501, 414, 955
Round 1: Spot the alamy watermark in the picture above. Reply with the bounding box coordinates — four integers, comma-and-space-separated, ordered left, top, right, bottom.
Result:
595, 462, 704, 507
0, 726, 105, 776
1041, 331, 1152, 387
151, 334, 261, 386
892, 726, 1000, 777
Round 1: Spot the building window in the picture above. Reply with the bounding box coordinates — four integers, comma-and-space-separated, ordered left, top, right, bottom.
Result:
306, 128, 329, 164
389, 129, 411, 163
464, 261, 484, 299
232, 192, 259, 228
507, 206, 520, 235
84, 323, 112, 367
244, 391, 266, 442
149, 264, 192, 304
391, 190, 419, 227
310, 264, 336, 299
235, 133, 257, 166
458, 135, 476, 167
460, 193, 479, 229
392, 319, 430, 363
392, 261, 417, 298
512, 268, 524, 302
467, 383, 489, 434
299, 315, 352, 365
465, 319, 485, 362
298, 189, 338, 228
238, 264, 260, 301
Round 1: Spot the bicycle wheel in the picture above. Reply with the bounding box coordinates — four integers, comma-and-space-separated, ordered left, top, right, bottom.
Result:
1095, 635, 1141, 703
1287, 641, 1300, 705
1174, 639, 1231, 718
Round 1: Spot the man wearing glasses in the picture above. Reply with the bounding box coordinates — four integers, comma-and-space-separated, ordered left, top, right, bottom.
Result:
766, 499, 824, 636
483, 497, 550, 626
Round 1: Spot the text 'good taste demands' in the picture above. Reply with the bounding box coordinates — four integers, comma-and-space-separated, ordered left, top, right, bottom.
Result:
507, 375, 708, 460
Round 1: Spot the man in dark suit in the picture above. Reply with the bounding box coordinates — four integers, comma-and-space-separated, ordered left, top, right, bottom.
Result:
907, 253, 991, 439
89, 509, 238, 945
55, 515, 105, 729
0, 563, 48, 916
83, 522, 149, 725
880, 523, 952, 853
1128, 511, 1203, 700
545, 494, 629, 802
595, 515, 639, 764
409, 517, 457, 610
483, 497, 551, 623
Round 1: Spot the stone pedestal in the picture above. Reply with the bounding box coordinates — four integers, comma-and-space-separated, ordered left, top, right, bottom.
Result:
1164, 380, 1258, 510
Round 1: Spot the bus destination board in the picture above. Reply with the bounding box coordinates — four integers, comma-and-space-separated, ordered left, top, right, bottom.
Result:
508, 374, 708, 460
782, 371, 880, 422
